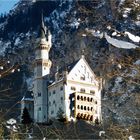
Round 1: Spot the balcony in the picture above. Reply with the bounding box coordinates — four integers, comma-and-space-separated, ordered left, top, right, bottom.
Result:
70, 92, 97, 122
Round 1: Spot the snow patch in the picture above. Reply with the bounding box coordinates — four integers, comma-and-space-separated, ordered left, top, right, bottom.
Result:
7, 118, 17, 125
112, 32, 117, 36
70, 19, 80, 29
99, 131, 105, 137
86, 28, 103, 38
14, 37, 22, 46
134, 60, 140, 65
128, 136, 135, 140
123, 8, 132, 18
105, 33, 139, 49
82, 34, 87, 37
125, 31, 140, 43
0, 41, 11, 56
107, 25, 111, 30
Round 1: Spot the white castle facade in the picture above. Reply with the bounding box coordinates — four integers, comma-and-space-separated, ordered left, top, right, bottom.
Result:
21, 17, 102, 123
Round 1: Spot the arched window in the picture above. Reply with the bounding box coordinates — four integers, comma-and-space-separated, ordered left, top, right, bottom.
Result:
87, 97, 90, 102
90, 98, 93, 102
77, 105, 80, 109
81, 96, 83, 101
90, 116, 93, 121
91, 107, 93, 111
84, 96, 86, 101
84, 106, 86, 110
77, 95, 80, 100
81, 105, 83, 110
87, 107, 90, 111
95, 101, 97, 104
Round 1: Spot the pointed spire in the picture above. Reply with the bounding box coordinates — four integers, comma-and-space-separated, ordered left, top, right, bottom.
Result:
40, 11, 46, 39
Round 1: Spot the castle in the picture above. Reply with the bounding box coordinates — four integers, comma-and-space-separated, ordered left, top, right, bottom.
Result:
21, 16, 102, 123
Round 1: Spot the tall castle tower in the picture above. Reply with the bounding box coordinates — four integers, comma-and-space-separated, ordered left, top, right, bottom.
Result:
33, 14, 52, 123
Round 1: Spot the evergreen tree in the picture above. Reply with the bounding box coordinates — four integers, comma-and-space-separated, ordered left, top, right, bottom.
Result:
57, 108, 66, 122
21, 107, 33, 125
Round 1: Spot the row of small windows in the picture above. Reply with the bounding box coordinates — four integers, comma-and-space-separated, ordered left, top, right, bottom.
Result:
71, 87, 95, 94
77, 113, 93, 121
49, 97, 63, 106
77, 105, 94, 111
77, 96, 97, 104
49, 86, 63, 96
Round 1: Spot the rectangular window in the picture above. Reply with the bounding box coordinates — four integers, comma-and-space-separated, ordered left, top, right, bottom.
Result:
60, 86, 63, 91
80, 76, 85, 80
61, 97, 63, 103
53, 90, 55, 94
38, 107, 41, 111
90, 90, 95, 94
80, 88, 85, 93
38, 93, 41, 97
71, 87, 76, 91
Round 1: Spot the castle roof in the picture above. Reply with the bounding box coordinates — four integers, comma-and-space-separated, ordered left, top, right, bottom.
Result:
58, 59, 80, 73
38, 12, 46, 39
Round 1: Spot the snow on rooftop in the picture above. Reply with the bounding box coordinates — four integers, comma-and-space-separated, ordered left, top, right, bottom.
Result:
125, 31, 140, 43
105, 33, 139, 49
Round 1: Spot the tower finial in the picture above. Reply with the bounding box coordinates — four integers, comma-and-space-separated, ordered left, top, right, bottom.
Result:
40, 10, 46, 39
81, 49, 85, 58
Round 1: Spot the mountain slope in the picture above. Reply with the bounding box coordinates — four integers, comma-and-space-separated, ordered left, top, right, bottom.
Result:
0, 0, 139, 125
